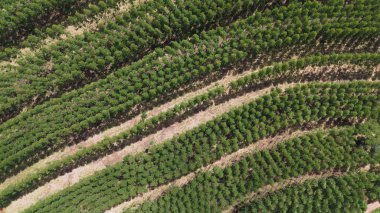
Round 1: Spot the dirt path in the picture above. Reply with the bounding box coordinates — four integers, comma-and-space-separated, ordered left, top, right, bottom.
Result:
0, 0, 147, 67
223, 165, 373, 213
3, 65, 377, 212
105, 173, 197, 213
4, 65, 378, 210
5, 81, 286, 212
0, 61, 262, 192
366, 202, 380, 213
1, 62, 369, 192
106, 128, 316, 212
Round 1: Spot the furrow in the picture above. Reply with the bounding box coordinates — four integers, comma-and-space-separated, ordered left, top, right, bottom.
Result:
1, 60, 375, 192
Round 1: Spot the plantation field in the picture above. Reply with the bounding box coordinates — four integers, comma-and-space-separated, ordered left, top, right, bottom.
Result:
0, 0, 379, 212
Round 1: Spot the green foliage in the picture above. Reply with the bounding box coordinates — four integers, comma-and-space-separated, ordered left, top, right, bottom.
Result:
238, 171, 379, 213
0, 0, 379, 212
21, 82, 380, 212
0, 0, 283, 120
131, 124, 379, 213
2, 49, 377, 204
0, 0, 103, 46
1, 1, 378, 184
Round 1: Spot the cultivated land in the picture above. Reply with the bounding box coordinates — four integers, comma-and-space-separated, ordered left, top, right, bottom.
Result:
0, 0, 379, 213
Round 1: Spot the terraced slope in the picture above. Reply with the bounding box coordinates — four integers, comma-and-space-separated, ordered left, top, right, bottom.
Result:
0, 0, 379, 212
128, 124, 380, 213
0, 0, 287, 123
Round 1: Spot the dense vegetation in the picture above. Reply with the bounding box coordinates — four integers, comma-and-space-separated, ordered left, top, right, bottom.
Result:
0, 0, 378, 212
0, 0, 378, 124
1, 0, 378, 181
20, 82, 380, 212
0, 0, 286, 122
130, 123, 380, 213
0, 52, 378, 207
0, 0, 100, 46
236, 171, 380, 212
0, 0, 136, 60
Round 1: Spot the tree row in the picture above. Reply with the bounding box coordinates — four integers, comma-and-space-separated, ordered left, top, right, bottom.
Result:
0, 0, 136, 60
0, 51, 378, 207
0, 0, 378, 121
0, 0, 284, 123
0, 0, 105, 46
0, 3, 376, 181
129, 122, 379, 213
21, 81, 380, 212
237, 171, 379, 212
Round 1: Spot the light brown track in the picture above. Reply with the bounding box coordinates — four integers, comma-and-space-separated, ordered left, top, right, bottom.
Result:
0, 63, 369, 193
0, 57, 264, 193
4, 65, 377, 212
4, 81, 283, 213
366, 202, 380, 213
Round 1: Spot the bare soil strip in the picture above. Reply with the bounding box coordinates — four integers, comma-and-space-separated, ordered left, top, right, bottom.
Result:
106, 128, 315, 213
0, 60, 263, 192
5, 82, 285, 213
4, 65, 378, 212
0, 63, 369, 193
366, 202, 380, 213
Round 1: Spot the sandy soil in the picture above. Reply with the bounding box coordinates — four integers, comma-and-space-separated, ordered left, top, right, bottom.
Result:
105, 173, 197, 213
0, 62, 261, 192
2, 62, 368, 192
4, 83, 283, 212
366, 202, 380, 213
3, 65, 377, 212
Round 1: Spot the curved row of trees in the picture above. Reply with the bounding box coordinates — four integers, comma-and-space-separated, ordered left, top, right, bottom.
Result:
0, 0, 280, 123
0, 0, 137, 60
2, 0, 378, 124
129, 122, 380, 213
230, 53, 380, 91
0, 2, 377, 182
0, 0, 379, 212
237, 171, 379, 212
0, 51, 378, 208
0, 0, 104, 46
0, 86, 225, 207
21, 81, 380, 212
